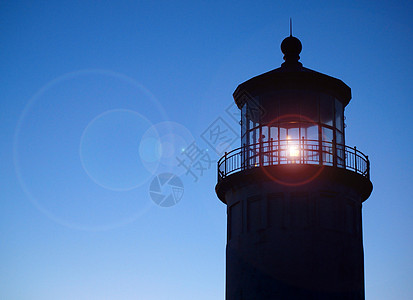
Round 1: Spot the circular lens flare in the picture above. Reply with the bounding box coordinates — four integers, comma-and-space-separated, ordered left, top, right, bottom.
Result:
79, 109, 156, 191
13, 69, 168, 231
139, 121, 195, 175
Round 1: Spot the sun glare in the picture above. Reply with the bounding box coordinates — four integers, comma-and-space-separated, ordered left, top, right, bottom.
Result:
288, 144, 300, 157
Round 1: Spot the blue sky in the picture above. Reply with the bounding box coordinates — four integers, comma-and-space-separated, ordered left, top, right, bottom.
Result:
1, 1, 413, 299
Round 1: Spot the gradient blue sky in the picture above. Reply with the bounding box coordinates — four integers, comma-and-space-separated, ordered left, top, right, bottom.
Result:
1, 1, 413, 299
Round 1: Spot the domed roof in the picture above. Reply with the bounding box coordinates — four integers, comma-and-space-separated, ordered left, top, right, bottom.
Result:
233, 35, 351, 108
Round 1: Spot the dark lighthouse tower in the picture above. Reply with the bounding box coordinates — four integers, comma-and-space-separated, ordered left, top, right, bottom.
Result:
215, 35, 373, 299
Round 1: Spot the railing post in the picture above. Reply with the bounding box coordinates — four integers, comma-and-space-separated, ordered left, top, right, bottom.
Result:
217, 159, 220, 182
242, 143, 246, 170
354, 146, 357, 173
319, 139, 323, 166
224, 151, 227, 177
278, 137, 281, 165
366, 155, 370, 179
270, 138, 273, 166
301, 136, 304, 164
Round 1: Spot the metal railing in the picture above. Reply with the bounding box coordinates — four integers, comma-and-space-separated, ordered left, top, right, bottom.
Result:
217, 139, 370, 182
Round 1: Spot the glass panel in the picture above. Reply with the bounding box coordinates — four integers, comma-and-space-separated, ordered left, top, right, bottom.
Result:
242, 133, 247, 148
260, 126, 269, 142
249, 119, 255, 133
279, 127, 288, 162
335, 99, 344, 132
336, 131, 344, 145
336, 131, 345, 166
248, 127, 259, 166
270, 126, 278, 142
287, 127, 299, 141
306, 125, 318, 141
301, 125, 318, 164
322, 127, 333, 143
286, 127, 300, 162
337, 144, 345, 167
320, 94, 334, 126
249, 128, 255, 145
269, 126, 279, 164
279, 127, 287, 141
247, 99, 262, 124
322, 127, 334, 165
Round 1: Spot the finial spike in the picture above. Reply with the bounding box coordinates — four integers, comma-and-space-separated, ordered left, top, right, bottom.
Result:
290, 18, 292, 36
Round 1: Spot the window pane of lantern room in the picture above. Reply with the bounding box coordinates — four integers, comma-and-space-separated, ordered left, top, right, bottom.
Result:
247, 99, 262, 124
303, 125, 319, 163
262, 126, 269, 141
242, 135, 247, 149
335, 99, 344, 132
270, 126, 278, 142
249, 126, 256, 145
336, 131, 345, 166
280, 127, 287, 141
320, 94, 334, 126
336, 131, 344, 145
322, 127, 333, 143
288, 127, 299, 141
249, 119, 255, 133
260, 126, 269, 163
306, 125, 318, 141
322, 127, 334, 165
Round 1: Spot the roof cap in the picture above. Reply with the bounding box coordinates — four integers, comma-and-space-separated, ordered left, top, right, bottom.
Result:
281, 35, 302, 67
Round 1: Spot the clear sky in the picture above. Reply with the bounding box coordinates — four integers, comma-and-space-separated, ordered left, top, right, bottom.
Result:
1, 1, 413, 299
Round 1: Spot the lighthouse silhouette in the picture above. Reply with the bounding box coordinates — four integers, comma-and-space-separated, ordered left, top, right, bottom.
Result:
215, 33, 373, 300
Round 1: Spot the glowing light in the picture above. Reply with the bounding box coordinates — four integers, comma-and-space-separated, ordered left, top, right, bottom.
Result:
288, 144, 300, 157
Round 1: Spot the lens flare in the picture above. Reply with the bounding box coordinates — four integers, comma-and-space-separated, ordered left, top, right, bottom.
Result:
288, 144, 300, 157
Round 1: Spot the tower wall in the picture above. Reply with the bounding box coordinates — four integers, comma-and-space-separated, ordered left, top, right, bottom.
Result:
219, 166, 370, 300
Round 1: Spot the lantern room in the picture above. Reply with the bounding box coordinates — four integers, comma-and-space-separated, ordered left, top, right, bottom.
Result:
231, 35, 358, 172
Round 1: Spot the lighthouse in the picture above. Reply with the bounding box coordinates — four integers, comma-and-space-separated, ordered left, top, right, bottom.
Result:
215, 34, 373, 299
